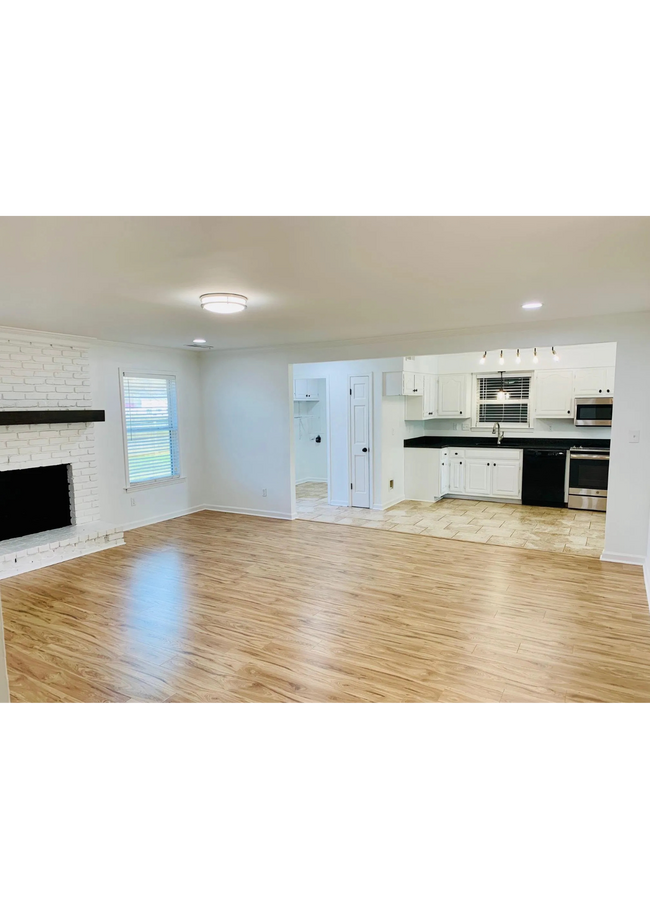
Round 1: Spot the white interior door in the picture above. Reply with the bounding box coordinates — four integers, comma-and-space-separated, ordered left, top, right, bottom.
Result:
349, 375, 371, 508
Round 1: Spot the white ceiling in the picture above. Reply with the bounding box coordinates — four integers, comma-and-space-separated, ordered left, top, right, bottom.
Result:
0, 217, 648, 351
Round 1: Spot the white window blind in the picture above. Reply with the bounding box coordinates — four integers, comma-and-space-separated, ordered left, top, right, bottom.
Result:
476, 374, 531, 426
122, 373, 180, 485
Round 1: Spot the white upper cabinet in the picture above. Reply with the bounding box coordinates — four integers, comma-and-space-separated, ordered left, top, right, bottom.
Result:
404, 374, 437, 420
293, 379, 319, 400
534, 370, 574, 418
573, 367, 615, 397
384, 371, 424, 396
437, 374, 470, 418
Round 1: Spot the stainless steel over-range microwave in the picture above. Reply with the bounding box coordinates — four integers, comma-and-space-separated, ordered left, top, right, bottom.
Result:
574, 397, 613, 427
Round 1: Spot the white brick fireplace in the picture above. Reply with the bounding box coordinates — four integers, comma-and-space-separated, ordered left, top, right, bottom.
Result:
0, 334, 124, 578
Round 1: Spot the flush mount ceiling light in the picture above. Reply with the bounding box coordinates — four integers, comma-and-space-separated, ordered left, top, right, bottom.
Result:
193, 338, 206, 344
200, 292, 248, 314
522, 301, 543, 310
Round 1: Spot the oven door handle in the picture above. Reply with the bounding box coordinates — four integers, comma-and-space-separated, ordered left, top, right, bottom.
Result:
570, 453, 610, 461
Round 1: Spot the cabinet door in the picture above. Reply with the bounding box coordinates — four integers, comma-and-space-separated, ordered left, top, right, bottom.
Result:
573, 368, 608, 396
605, 367, 615, 395
491, 459, 521, 498
465, 458, 492, 496
403, 371, 415, 394
449, 458, 465, 493
423, 374, 437, 418
535, 371, 573, 418
412, 373, 424, 395
440, 453, 450, 495
438, 375, 468, 417
294, 379, 308, 399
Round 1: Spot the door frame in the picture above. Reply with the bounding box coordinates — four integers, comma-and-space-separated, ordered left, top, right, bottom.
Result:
347, 372, 373, 509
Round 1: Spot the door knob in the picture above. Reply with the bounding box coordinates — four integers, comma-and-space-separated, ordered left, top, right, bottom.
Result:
362, 447, 368, 453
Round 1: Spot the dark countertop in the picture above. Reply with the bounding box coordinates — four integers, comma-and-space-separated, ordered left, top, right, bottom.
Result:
404, 435, 611, 451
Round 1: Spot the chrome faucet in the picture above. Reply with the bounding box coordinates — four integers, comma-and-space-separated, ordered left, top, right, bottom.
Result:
492, 422, 504, 444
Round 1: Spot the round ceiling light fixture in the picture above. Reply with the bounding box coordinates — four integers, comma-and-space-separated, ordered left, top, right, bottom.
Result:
193, 338, 206, 344
522, 301, 543, 310
200, 292, 248, 314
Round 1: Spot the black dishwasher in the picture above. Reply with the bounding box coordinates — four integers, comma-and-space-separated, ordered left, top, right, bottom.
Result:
522, 449, 567, 507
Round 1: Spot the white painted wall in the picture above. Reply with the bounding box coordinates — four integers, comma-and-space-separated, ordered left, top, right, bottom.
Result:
199, 312, 650, 565
294, 378, 328, 484
90, 341, 205, 530
0, 597, 8, 703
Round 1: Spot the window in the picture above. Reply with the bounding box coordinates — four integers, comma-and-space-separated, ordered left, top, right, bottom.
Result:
121, 372, 180, 486
475, 374, 532, 427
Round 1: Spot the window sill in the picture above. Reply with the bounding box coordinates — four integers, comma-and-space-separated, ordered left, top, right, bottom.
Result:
124, 476, 187, 493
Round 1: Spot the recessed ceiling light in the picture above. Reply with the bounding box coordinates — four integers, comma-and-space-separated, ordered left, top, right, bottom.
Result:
522, 301, 543, 310
200, 292, 248, 314
193, 338, 207, 344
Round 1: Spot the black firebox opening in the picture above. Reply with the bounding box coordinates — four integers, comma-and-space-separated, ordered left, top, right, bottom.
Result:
0, 464, 72, 541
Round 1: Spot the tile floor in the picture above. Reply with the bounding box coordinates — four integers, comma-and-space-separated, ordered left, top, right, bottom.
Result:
295, 482, 606, 558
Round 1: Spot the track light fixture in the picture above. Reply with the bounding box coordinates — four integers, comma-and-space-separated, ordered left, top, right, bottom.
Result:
515, 349, 521, 364
552, 346, 560, 362
532, 348, 539, 363
479, 351, 487, 364
498, 350, 505, 365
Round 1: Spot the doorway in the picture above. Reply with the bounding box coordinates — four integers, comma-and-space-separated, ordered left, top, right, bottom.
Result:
293, 376, 329, 513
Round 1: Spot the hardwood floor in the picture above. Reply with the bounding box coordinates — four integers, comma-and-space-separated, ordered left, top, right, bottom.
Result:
296, 482, 606, 558
1, 510, 649, 702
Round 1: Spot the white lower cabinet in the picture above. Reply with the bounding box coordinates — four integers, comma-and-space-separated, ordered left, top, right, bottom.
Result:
404, 446, 523, 504
465, 456, 492, 496
449, 454, 465, 493
490, 458, 521, 498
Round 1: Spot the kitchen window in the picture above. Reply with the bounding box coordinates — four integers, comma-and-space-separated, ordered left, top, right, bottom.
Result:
475, 373, 532, 428
121, 371, 181, 487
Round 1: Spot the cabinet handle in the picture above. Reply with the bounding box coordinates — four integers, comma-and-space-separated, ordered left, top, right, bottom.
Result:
567, 410, 570, 414
486, 462, 490, 466
460, 461, 463, 465
493, 463, 496, 466
460, 411, 463, 414
598, 389, 602, 393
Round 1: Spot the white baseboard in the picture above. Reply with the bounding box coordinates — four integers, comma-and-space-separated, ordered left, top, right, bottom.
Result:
295, 477, 328, 485
328, 499, 350, 508
372, 494, 406, 511
599, 552, 645, 566
204, 505, 296, 521
123, 504, 207, 532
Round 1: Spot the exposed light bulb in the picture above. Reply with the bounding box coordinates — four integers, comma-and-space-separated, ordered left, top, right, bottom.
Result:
532, 348, 539, 363
515, 349, 521, 364
552, 347, 560, 362
479, 351, 487, 364
498, 350, 505, 365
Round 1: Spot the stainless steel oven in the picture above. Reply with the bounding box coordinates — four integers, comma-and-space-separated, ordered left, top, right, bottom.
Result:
574, 397, 613, 426
568, 447, 610, 511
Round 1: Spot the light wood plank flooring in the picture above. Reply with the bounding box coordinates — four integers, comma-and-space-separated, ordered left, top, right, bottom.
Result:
296, 482, 606, 558
1, 510, 648, 702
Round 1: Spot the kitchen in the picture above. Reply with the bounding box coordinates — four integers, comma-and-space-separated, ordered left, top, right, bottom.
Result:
293, 342, 614, 558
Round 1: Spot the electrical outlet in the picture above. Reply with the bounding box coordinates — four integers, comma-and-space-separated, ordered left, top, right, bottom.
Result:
130, 497, 136, 506
262, 488, 267, 497
389, 479, 394, 489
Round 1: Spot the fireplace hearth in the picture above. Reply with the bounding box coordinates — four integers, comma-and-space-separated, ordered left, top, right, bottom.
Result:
0, 464, 73, 541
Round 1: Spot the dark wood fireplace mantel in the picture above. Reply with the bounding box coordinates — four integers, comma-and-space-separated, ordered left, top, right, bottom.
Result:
0, 410, 105, 425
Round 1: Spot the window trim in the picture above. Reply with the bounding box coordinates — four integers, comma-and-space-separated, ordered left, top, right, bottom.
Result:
119, 368, 183, 490
472, 371, 533, 430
